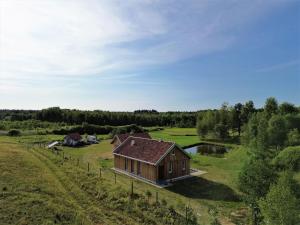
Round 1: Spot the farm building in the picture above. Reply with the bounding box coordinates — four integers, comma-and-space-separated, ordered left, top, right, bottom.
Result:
63, 133, 83, 147
86, 135, 99, 144
113, 136, 190, 183
111, 132, 151, 148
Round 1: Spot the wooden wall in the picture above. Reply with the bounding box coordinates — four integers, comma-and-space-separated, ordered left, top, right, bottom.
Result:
114, 155, 157, 181
157, 146, 190, 180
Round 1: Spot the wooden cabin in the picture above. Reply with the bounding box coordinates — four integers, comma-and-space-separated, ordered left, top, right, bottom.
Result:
111, 132, 152, 148
113, 136, 190, 183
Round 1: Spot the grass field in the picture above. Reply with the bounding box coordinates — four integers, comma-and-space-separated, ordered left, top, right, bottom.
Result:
0, 128, 252, 224
149, 128, 199, 147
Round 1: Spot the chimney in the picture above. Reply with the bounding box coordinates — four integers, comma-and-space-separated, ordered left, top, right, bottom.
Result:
131, 140, 135, 146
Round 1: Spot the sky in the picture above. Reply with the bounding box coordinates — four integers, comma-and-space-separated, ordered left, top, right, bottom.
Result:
0, 0, 299, 111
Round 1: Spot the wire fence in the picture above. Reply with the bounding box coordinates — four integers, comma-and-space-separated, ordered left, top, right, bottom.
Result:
23, 142, 198, 224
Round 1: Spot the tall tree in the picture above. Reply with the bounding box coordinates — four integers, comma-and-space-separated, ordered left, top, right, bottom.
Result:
264, 97, 278, 118
232, 103, 243, 136
267, 115, 287, 150
241, 100, 255, 124
197, 110, 217, 137
238, 159, 277, 225
279, 102, 298, 115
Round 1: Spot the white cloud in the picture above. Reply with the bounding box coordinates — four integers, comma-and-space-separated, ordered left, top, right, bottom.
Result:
0, 0, 287, 81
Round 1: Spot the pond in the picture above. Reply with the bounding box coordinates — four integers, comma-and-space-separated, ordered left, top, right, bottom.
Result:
184, 143, 229, 157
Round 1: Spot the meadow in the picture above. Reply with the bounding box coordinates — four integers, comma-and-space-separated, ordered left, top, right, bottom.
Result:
0, 127, 254, 224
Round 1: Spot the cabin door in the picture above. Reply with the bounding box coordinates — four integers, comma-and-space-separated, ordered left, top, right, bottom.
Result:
158, 165, 164, 180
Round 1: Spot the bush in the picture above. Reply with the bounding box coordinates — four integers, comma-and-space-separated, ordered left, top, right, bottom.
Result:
110, 124, 144, 137
287, 129, 300, 146
273, 146, 300, 171
52, 124, 114, 135
259, 171, 299, 225
7, 129, 21, 136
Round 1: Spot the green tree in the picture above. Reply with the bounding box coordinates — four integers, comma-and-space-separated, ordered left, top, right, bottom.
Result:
8, 129, 21, 136
214, 123, 229, 140
259, 172, 299, 225
279, 102, 298, 115
251, 114, 272, 159
197, 110, 217, 137
238, 159, 277, 225
267, 115, 287, 150
287, 128, 300, 146
264, 97, 278, 118
231, 103, 243, 136
241, 100, 255, 124
238, 159, 276, 203
242, 113, 260, 146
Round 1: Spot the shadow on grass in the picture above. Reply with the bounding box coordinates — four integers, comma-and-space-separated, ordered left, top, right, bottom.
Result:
167, 176, 241, 202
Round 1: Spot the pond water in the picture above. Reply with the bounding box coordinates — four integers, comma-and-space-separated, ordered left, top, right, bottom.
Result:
184, 143, 229, 157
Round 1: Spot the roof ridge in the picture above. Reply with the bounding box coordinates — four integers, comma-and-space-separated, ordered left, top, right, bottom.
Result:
128, 136, 175, 144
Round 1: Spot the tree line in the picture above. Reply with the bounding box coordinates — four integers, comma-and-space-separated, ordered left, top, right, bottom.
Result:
197, 98, 300, 141
0, 108, 197, 128
237, 97, 300, 225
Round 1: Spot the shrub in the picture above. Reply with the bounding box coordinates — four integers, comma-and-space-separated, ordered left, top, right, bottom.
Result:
259, 171, 299, 225
7, 129, 21, 136
287, 129, 300, 146
272, 146, 300, 171
110, 124, 144, 137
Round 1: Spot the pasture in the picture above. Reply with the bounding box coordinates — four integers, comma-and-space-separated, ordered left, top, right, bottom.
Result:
0, 128, 252, 224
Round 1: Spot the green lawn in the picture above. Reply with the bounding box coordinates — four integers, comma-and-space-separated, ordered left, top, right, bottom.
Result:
0, 129, 252, 224
149, 127, 200, 147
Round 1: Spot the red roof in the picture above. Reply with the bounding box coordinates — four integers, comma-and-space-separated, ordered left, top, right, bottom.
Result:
65, 133, 82, 141
114, 132, 152, 143
113, 137, 175, 165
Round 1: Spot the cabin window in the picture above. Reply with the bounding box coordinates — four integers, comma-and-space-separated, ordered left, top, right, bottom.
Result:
171, 150, 175, 156
125, 158, 128, 171
168, 161, 173, 173
182, 160, 186, 171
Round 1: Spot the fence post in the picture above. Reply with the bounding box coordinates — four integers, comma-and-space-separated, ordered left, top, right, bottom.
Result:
156, 191, 158, 203
114, 172, 116, 184
131, 180, 133, 196
99, 168, 102, 178
186, 206, 188, 225
88, 163, 90, 172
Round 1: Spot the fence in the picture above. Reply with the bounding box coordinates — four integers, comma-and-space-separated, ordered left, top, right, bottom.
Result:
24, 142, 198, 224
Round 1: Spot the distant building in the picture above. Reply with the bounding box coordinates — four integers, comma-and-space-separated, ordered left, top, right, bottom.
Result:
63, 133, 83, 147
113, 136, 191, 183
86, 135, 99, 144
111, 132, 151, 148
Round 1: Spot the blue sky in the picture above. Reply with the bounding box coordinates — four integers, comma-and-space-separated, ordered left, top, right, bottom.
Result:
0, 0, 299, 111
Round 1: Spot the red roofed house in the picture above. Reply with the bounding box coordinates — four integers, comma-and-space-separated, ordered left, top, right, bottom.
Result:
113, 136, 191, 183
63, 133, 83, 147
111, 132, 152, 148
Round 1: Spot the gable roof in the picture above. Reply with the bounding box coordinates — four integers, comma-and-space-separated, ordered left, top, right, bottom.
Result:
65, 133, 82, 141
113, 136, 190, 165
111, 132, 151, 144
